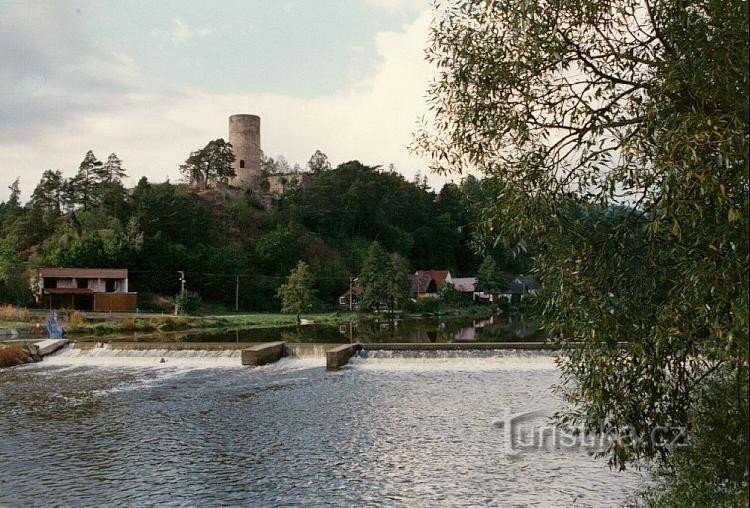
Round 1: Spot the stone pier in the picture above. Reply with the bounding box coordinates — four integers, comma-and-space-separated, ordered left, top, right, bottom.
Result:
241, 342, 286, 366
326, 343, 362, 370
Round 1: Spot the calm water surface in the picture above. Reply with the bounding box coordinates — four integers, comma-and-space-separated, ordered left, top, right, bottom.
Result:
0, 347, 644, 507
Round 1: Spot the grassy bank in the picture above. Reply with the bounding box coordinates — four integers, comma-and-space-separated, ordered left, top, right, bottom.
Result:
0, 303, 497, 338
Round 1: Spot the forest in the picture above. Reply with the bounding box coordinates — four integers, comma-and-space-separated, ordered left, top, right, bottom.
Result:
0, 150, 526, 311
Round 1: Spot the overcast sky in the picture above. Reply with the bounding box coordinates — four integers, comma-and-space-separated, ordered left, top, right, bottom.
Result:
0, 0, 444, 201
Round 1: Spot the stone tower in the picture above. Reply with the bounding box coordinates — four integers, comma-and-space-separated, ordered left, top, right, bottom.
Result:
228, 114, 261, 190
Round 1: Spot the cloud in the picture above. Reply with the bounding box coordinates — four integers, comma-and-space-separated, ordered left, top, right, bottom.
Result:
364, 0, 430, 14
0, 7, 445, 200
151, 18, 214, 47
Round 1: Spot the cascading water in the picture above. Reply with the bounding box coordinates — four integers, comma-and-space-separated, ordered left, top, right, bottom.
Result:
0, 344, 645, 506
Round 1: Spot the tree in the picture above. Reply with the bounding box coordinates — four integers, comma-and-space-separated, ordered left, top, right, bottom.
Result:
359, 242, 409, 313
68, 150, 104, 210
276, 260, 316, 315
416, 0, 748, 488
180, 139, 235, 189
30, 170, 64, 215
6, 178, 21, 209
307, 150, 331, 173
475, 256, 506, 293
101, 153, 126, 184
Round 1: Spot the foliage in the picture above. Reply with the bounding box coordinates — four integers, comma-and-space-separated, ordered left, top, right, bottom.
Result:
307, 150, 332, 173
0, 255, 32, 305
416, 0, 748, 480
475, 256, 507, 292
0, 304, 31, 322
174, 291, 202, 315
180, 138, 236, 189
638, 370, 749, 507
0, 344, 28, 368
359, 242, 409, 313
1, 152, 522, 314
276, 260, 316, 314
402, 296, 440, 314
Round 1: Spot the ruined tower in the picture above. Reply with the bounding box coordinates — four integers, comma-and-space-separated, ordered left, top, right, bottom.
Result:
228, 114, 261, 190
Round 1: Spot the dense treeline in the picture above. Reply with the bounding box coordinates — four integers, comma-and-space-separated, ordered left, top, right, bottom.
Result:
0, 152, 527, 311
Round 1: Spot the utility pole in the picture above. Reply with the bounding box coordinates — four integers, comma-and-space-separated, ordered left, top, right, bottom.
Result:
175, 271, 186, 316
235, 274, 239, 312
178, 271, 186, 294
349, 277, 358, 311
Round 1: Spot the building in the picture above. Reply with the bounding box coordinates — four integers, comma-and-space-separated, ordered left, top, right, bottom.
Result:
409, 270, 453, 298
451, 277, 479, 301
338, 283, 363, 310
496, 275, 540, 303
35, 268, 137, 311
228, 114, 262, 190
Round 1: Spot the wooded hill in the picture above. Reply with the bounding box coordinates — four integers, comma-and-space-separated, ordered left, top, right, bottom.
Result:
0, 154, 527, 311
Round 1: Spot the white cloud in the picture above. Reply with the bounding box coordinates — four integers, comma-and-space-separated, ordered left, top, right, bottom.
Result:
0, 9, 449, 201
364, 0, 430, 13
152, 18, 214, 47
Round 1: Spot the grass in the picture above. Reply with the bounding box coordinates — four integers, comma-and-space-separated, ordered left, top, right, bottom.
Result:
1, 304, 494, 338
0, 304, 32, 322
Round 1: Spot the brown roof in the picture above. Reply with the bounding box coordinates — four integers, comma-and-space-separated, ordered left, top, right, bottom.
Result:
38, 268, 128, 279
409, 273, 436, 294
414, 270, 450, 288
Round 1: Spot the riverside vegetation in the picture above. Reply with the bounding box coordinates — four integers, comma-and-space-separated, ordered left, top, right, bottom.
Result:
414, 0, 748, 504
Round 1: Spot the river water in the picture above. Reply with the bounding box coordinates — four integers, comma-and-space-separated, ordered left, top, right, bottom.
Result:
0, 347, 644, 507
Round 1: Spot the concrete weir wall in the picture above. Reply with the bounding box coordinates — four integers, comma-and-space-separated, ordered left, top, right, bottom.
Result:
241, 341, 286, 366
326, 343, 362, 370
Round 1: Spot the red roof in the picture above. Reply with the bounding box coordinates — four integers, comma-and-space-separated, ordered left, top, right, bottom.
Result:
414, 270, 450, 288
38, 268, 128, 279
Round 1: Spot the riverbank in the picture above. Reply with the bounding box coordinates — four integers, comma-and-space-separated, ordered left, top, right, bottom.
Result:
0, 304, 498, 339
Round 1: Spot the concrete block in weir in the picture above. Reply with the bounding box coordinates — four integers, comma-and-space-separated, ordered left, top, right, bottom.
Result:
241, 342, 286, 366
326, 343, 362, 370
30, 339, 69, 357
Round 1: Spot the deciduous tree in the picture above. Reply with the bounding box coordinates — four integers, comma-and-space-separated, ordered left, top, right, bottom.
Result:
415, 0, 748, 484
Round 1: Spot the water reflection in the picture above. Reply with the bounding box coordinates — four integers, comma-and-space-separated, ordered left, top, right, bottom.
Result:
122, 314, 543, 346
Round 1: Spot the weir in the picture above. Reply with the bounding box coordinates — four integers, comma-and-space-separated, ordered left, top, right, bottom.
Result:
41, 341, 559, 370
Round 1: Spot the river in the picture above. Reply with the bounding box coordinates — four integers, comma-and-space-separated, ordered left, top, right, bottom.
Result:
0, 347, 645, 507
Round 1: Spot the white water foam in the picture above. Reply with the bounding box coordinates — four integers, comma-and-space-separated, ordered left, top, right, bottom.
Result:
42, 344, 324, 371
351, 349, 559, 371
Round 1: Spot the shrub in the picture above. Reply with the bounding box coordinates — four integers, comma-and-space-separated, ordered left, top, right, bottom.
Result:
403, 297, 440, 314
174, 291, 201, 315
121, 318, 136, 332
154, 316, 189, 332
67, 310, 87, 327
0, 305, 31, 322
637, 369, 749, 507
0, 344, 28, 368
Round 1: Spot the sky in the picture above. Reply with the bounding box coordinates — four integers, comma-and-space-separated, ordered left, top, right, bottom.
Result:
0, 0, 443, 201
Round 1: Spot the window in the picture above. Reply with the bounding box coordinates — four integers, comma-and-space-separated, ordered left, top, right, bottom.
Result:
240, 160, 245, 168
77, 279, 89, 289
105, 280, 116, 293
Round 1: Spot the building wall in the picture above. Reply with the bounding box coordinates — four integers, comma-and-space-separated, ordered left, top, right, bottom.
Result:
93, 293, 138, 312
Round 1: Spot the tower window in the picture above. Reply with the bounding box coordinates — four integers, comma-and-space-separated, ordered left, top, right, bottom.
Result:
240, 160, 245, 168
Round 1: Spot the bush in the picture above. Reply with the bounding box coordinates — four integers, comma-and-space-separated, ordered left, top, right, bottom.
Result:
0, 305, 31, 322
403, 297, 440, 314
154, 316, 189, 331
174, 291, 201, 315
67, 310, 87, 327
637, 369, 749, 507
0, 344, 28, 368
